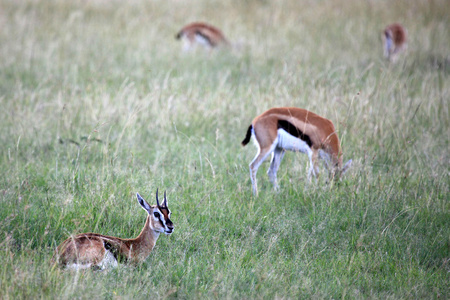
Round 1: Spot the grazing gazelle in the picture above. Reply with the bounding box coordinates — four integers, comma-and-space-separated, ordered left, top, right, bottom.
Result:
241, 107, 352, 195
175, 22, 229, 51
54, 190, 174, 270
383, 23, 407, 62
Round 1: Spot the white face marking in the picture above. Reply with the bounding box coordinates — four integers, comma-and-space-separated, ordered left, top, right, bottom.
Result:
152, 208, 170, 234
277, 129, 312, 154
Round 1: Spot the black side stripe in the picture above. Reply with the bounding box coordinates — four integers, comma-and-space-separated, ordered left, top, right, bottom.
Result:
195, 30, 215, 46
103, 241, 119, 261
277, 120, 313, 147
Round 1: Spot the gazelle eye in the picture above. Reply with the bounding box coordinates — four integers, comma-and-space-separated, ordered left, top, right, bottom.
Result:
153, 212, 160, 218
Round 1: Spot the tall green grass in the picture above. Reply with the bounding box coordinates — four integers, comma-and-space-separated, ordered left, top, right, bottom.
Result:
0, 0, 448, 298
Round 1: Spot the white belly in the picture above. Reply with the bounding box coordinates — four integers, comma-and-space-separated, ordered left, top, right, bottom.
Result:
67, 262, 92, 270
277, 129, 311, 153
195, 33, 212, 47
98, 250, 118, 269
66, 250, 118, 271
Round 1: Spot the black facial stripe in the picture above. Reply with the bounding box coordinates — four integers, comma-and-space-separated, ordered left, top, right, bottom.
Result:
157, 207, 173, 230
277, 120, 313, 147
157, 215, 165, 228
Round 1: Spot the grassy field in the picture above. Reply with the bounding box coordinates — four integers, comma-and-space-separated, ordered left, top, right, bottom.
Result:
0, 0, 448, 298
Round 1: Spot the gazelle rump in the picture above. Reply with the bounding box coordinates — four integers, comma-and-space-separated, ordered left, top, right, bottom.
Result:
54, 190, 174, 270
175, 22, 229, 51
383, 23, 407, 62
241, 107, 352, 195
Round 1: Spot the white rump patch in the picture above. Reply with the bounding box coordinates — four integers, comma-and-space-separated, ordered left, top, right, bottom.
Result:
384, 36, 393, 57
182, 39, 193, 52
277, 129, 311, 154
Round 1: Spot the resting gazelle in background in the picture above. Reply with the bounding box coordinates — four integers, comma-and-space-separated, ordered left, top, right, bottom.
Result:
175, 22, 229, 51
242, 107, 352, 195
383, 23, 407, 62
54, 190, 174, 270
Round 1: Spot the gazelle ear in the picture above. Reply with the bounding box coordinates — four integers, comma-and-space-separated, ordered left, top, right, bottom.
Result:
136, 193, 151, 213
342, 159, 352, 175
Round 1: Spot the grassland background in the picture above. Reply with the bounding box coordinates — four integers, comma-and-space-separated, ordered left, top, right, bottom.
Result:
0, 0, 448, 298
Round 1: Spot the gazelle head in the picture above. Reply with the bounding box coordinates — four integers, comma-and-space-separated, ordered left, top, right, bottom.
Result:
331, 159, 352, 180
136, 189, 174, 235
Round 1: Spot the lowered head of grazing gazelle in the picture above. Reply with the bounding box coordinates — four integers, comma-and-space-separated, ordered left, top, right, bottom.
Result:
53, 189, 174, 270
175, 22, 229, 52
241, 107, 352, 195
383, 23, 407, 62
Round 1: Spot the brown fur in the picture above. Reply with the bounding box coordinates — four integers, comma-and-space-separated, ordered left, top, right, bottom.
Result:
53, 192, 173, 269
242, 107, 351, 195
252, 107, 342, 167
56, 216, 159, 266
383, 23, 407, 62
176, 22, 228, 50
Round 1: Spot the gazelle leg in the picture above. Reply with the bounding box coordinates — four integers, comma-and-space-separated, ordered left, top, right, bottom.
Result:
319, 150, 334, 181
307, 149, 319, 182
268, 147, 285, 191
249, 145, 276, 196
312, 150, 320, 177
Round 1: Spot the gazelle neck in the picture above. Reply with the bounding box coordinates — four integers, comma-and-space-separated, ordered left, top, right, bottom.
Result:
138, 216, 160, 247
127, 216, 160, 261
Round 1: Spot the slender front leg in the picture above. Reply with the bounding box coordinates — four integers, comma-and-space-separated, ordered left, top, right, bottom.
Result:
268, 147, 285, 191
307, 149, 319, 182
249, 146, 275, 196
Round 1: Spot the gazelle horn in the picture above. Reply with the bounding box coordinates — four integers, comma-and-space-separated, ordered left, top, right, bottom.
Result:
163, 190, 168, 207
156, 188, 161, 207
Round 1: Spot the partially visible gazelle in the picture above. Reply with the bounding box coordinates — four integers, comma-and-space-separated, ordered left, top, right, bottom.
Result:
175, 22, 229, 51
241, 107, 352, 195
383, 23, 407, 62
53, 190, 174, 270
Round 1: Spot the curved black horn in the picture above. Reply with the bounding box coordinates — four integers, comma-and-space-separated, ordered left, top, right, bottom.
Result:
163, 190, 168, 207
156, 188, 161, 207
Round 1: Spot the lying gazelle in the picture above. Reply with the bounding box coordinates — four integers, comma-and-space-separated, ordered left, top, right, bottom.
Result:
241, 107, 352, 195
383, 23, 407, 62
175, 22, 229, 51
53, 190, 174, 270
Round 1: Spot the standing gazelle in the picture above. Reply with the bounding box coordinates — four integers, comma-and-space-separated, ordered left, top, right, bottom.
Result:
54, 190, 174, 270
175, 22, 229, 51
241, 107, 352, 195
383, 23, 407, 62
